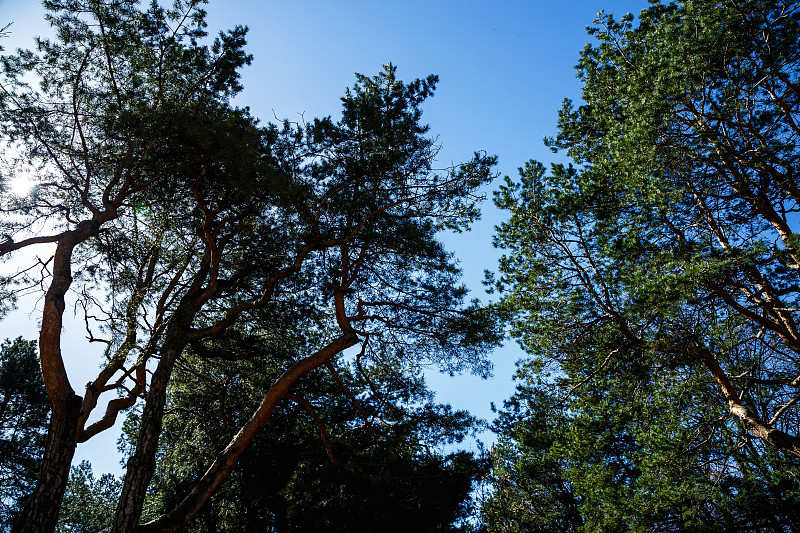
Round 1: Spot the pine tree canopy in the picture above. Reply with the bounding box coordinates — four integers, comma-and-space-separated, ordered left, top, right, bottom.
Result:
486, 1, 800, 531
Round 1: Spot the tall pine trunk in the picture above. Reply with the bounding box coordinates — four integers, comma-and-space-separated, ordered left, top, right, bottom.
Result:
11, 394, 81, 533
111, 263, 208, 533
111, 342, 184, 533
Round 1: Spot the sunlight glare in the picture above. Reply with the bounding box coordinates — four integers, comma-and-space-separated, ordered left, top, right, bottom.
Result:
6, 174, 34, 197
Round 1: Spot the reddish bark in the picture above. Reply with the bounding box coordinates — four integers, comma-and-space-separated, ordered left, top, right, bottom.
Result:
10, 394, 82, 533
136, 332, 359, 533
11, 220, 103, 533
698, 346, 800, 458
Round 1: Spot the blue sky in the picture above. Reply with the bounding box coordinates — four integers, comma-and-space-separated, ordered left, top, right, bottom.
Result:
0, 0, 649, 474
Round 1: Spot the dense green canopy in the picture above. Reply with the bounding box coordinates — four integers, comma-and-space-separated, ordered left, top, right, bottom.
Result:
486, 0, 800, 530
52, 343, 484, 532
6, 0, 800, 530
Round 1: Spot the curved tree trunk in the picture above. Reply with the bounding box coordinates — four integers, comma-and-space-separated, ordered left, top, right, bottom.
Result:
12, 221, 102, 533
698, 345, 800, 458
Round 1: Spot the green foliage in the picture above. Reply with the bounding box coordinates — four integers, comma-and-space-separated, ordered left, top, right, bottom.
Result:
112, 335, 485, 532
487, 362, 800, 532
491, 366, 800, 531
0, 338, 48, 530
486, 0, 800, 531
2, 0, 499, 526
2, 0, 499, 527
57, 461, 121, 533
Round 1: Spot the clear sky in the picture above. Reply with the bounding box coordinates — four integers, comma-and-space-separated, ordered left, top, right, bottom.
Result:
0, 0, 649, 475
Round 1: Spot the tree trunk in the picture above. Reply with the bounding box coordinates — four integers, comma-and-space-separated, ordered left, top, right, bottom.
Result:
138, 333, 359, 532
698, 345, 800, 458
111, 340, 185, 533
11, 393, 82, 533
112, 254, 212, 533
12, 220, 102, 533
